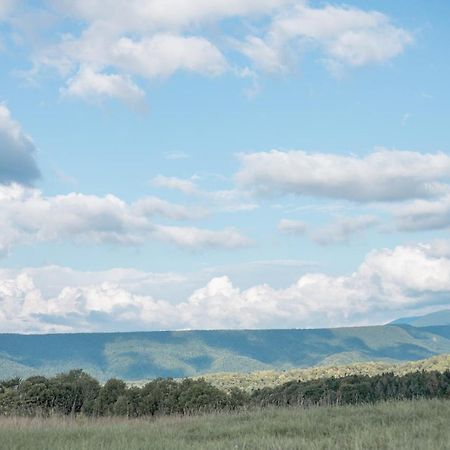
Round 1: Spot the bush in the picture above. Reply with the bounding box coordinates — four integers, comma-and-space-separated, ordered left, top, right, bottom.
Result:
1, 369, 450, 418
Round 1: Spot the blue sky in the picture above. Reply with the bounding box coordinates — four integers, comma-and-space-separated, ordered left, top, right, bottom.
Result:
1, 0, 450, 333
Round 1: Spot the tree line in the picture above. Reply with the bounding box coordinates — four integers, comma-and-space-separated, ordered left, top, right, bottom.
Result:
1, 369, 450, 417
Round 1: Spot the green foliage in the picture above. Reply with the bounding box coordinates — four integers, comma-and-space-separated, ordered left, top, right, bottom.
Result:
201, 354, 450, 392
94, 379, 126, 416
0, 371, 243, 418
250, 370, 450, 407
2, 367, 450, 418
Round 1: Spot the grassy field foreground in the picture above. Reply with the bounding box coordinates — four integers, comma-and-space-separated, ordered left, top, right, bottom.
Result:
0, 399, 448, 450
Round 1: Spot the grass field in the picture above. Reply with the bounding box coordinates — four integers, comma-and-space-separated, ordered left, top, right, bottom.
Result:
0, 399, 449, 449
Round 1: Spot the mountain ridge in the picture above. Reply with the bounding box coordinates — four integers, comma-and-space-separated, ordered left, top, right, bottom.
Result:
2, 324, 450, 381
389, 309, 450, 327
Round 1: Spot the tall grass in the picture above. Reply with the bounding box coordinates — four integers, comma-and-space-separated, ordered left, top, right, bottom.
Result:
0, 398, 448, 449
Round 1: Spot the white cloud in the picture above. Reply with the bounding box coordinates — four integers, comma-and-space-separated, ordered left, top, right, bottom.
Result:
37, 26, 227, 79
278, 215, 378, 245
311, 215, 378, 245
154, 225, 252, 250
395, 194, 450, 231
110, 34, 227, 78
151, 175, 199, 195
2, 242, 450, 332
53, 0, 292, 31
132, 196, 207, 221
18, 1, 412, 108
0, 0, 17, 21
151, 175, 259, 212
238, 4, 413, 74
237, 36, 287, 73
0, 104, 40, 185
278, 218, 308, 234
37, 27, 227, 108
0, 184, 249, 254
62, 67, 147, 111
236, 149, 450, 202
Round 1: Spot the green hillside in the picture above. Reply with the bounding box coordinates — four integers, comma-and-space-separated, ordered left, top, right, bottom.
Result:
2, 324, 450, 381
390, 309, 450, 327
200, 354, 450, 392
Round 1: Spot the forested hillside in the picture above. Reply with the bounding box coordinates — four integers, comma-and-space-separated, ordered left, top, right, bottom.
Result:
2, 324, 450, 380
200, 354, 450, 392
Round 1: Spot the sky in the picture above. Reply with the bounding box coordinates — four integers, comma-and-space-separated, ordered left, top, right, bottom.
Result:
1, 0, 450, 333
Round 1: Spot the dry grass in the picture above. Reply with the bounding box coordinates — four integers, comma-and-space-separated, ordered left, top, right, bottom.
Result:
0, 398, 449, 449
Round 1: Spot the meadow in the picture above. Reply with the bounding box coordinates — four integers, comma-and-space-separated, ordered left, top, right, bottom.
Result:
0, 398, 448, 449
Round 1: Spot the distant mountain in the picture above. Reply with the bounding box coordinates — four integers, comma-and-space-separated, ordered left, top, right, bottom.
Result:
2, 324, 450, 381
389, 310, 450, 327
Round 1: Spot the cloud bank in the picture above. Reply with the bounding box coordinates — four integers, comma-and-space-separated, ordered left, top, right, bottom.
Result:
0, 184, 250, 255
1, 1, 413, 108
236, 149, 450, 202
1, 241, 450, 333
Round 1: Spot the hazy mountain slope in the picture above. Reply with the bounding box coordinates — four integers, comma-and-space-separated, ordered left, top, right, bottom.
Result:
390, 310, 450, 327
1, 325, 450, 381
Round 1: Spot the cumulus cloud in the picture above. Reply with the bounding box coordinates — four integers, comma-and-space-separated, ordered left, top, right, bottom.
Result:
2, 242, 450, 332
62, 67, 147, 111
44, 29, 228, 78
311, 215, 378, 245
395, 195, 450, 232
0, 184, 249, 254
237, 4, 413, 74
17, 1, 412, 108
36, 27, 227, 107
151, 175, 199, 195
154, 225, 252, 250
236, 149, 450, 202
0, 104, 40, 185
110, 34, 227, 77
53, 0, 291, 31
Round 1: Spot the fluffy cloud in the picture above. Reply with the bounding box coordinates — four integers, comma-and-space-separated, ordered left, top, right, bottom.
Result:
311, 215, 378, 245
154, 225, 252, 249
395, 195, 450, 231
151, 175, 199, 195
36, 27, 227, 107
17, 1, 412, 108
110, 35, 227, 77
236, 149, 450, 202
53, 0, 291, 31
2, 241, 450, 332
0, 104, 40, 185
62, 67, 147, 111
278, 218, 308, 234
0, 184, 249, 254
237, 4, 413, 73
